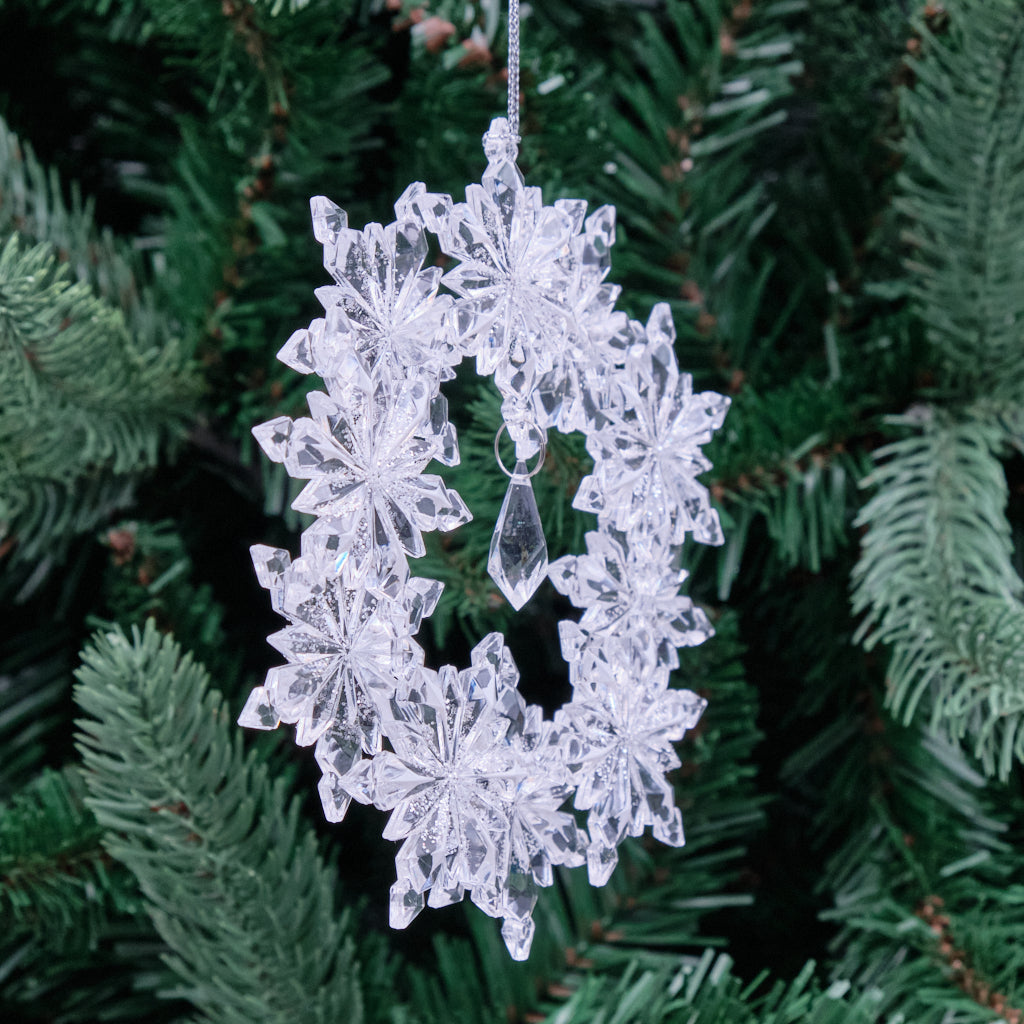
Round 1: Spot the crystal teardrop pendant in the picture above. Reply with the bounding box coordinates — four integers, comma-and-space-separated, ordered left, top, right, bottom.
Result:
488, 461, 548, 609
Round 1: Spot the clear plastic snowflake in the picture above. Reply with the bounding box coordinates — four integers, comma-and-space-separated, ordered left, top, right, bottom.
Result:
238, 543, 442, 750
243, 116, 728, 961
573, 303, 731, 545
457, 636, 587, 958
549, 528, 712, 670
340, 636, 524, 927
415, 120, 599, 456
556, 641, 707, 885
477, 705, 587, 959
534, 204, 635, 435
278, 191, 466, 388
252, 354, 470, 569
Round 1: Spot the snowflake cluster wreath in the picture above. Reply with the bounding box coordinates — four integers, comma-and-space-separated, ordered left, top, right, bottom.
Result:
240, 118, 730, 960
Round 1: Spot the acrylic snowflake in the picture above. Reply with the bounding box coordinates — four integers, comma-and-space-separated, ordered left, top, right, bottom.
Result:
557, 641, 707, 885
243, 116, 728, 961
415, 120, 605, 456
253, 354, 469, 569
341, 637, 523, 925
534, 204, 636, 436
573, 302, 731, 545
549, 528, 712, 670
476, 704, 587, 959
278, 190, 467, 388
238, 543, 442, 750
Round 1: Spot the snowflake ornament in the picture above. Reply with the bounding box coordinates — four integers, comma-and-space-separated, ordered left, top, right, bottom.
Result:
481, 705, 587, 959
341, 636, 523, 926
239, 542, 442, 751
550, 528, 712, 670
279, 191, 462, 387
534, 203, 635, 435
253, 354, 469, 571
242, 114, 729, 960
557, 642, 707, 885
416, 119, 623, 458
574, 303, 731, 545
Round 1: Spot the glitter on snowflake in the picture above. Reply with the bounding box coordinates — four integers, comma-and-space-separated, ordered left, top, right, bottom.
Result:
556, 641, 707, 885
342, 638, 529, 928
534, 204, 637, 435
573, 303, 730, 545
291, 189, 468, 388
252, 354, 470, 568
238, 543, 442, 753
549, 528, 712, 669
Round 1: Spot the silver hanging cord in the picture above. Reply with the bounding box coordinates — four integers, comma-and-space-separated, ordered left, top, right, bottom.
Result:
507, 0, 520, 138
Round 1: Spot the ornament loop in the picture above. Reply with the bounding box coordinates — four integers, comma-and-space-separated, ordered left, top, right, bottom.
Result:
493, 422, 545, 479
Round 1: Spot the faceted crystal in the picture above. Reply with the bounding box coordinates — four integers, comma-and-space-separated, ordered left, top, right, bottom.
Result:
555, 640, 707, 885
501, 917, 535, 962
488, 462, 548, 610
237, 686, 279, 730
573, 303, 730, 545
482, 117, 519, 163
549, 528, 712, 669
252, 358, 471, 569
314, 720, 364, 822
389, 882, 425, 929
310, 195, 347, 246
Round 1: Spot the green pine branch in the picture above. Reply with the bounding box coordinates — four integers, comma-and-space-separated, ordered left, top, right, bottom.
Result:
819, 720, 1024, 1023
897, 0, 1024, 401
0, 234, 195, 579
0, 115, 167, 336
0, 766, 134, 945
74, 621, 383, 1024
0, 920, 183, 1024
597, 0, 802, 378
709, 376, 871, 595
92, 519, 241, 693
852, 414, 1024, 777
533, 949, 880, 1024
849, 0, 1024, 779
780, 578, 1024, 1023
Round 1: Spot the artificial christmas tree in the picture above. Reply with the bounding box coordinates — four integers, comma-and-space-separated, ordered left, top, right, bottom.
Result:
1, 0, 1022, 1021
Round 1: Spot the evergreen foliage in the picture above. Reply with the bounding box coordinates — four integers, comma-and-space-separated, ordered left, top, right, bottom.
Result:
853, 0, 1024, 779
896, 0, 1024, 401
852, 415, 1024, 778
1, 0, 1023, 1020
75, 622, 378, 1023
0, 766, 123, 943
0, 128, 197, 582
0, 629, 76, 796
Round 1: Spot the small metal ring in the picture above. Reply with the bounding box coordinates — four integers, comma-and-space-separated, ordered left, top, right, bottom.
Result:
493, 422, 546, 479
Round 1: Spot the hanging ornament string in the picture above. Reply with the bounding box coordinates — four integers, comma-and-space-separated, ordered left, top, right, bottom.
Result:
240, 0, 730, 962
507, 0, 521, 138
